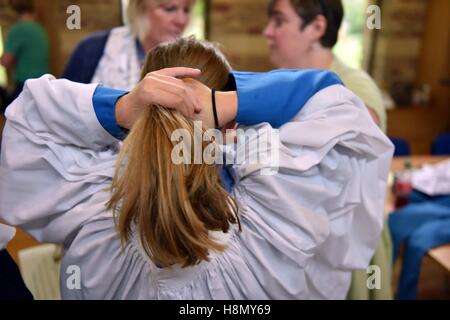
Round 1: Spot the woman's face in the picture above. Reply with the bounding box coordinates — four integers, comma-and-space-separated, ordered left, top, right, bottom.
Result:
146, 0, 194, 45
263, 0, 312, 68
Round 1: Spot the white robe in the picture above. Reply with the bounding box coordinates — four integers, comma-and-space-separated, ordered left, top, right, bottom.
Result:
91, 26, 142, 91
0, 75, 394, 299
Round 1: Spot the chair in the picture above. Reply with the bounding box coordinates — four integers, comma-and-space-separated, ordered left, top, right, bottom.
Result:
18, 244, 62, 300
432, 133, 450, 155
389, 136, 411, 156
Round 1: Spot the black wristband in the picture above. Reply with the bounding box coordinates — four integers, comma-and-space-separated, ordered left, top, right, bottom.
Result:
211, 89, 220, 129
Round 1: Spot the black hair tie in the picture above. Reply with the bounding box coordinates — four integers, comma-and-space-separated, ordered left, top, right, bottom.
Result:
211, 89, 220, 129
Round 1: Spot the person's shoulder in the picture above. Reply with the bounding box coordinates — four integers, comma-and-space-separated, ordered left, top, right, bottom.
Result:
235, 69, 344, 88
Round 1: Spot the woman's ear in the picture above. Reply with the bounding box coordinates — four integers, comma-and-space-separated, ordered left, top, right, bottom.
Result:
304, 15, 328, 43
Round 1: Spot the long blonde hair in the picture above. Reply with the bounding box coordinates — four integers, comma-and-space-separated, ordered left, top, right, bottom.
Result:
127, 0, 194, 43
107, 37, 239, 268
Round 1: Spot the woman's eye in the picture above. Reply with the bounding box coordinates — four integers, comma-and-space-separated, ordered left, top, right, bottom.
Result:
274, 18, 284, 27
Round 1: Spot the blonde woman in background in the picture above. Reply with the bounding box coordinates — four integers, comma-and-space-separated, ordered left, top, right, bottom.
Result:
1, 38, 393, 299
62, 0, 194, 90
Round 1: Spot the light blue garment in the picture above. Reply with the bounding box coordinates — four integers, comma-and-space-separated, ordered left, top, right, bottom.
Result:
92, 69, 343, 192
92, 69, 343, 140
0, 75, 393, 299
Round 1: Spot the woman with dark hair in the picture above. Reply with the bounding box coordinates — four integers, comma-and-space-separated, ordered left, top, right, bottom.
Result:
263, 0, 393, 299
263, 0, 386, 132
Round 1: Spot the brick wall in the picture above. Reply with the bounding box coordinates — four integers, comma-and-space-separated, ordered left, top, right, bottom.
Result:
53, 0, 122, 75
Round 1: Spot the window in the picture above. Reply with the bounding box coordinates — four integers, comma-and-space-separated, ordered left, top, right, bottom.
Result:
183, 0, 206, 39
121, 0, 206, 39
333, 0, 367, 69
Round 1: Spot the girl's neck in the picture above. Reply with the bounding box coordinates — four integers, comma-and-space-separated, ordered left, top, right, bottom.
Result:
292, 44, 334, 70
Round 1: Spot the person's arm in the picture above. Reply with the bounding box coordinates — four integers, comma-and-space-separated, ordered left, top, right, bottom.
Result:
0, 249, 33, 300
0, 53, 15, 70
97, 69, 343, 139
0, 224, 15, 251
344, 71, 386, 132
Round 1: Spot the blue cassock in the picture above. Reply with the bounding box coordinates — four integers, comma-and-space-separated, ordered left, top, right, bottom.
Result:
389, 190, 450, 299
91, 69, 344, 192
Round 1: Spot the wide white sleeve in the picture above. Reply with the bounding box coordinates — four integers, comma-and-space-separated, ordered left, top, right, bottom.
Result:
231, 84, 394, 275
0, 224, 16, 250
412, 160, 450, 196
0, 75, 119, 246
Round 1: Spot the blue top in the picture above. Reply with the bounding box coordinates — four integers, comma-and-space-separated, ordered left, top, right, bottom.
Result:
62, 30, 146, 85
62, 30, 111, 84
91, 69, 343, 192
92, 69, 343, 140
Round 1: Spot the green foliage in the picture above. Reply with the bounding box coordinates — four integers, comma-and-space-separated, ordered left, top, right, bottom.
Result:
184, 0, 206, 39
333, 0, 367, 69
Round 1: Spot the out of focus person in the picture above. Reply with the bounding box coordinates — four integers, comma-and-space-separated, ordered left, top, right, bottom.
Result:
1, 0, 49, 107
62, 0, 194, 91
0, 38, 393, 299
263, 0, 386, 132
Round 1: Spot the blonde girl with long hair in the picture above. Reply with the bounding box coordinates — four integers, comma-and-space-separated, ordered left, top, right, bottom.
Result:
63, 0, 195, 91
1, 37, 393, 299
